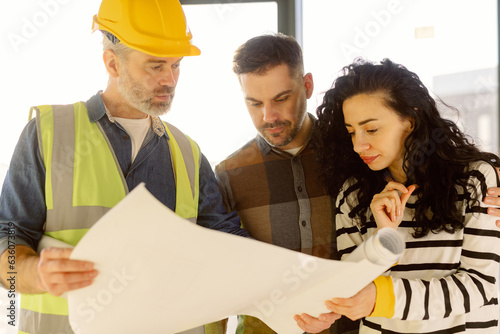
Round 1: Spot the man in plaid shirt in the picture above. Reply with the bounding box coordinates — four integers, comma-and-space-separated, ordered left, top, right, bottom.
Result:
215, 33, 358, 334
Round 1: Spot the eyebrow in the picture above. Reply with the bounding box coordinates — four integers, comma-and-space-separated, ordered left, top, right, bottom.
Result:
245, 89, 293, 103
345, 118, 378, 127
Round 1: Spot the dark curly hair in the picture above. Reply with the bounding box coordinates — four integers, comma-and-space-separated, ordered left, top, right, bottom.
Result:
315, 58, 499, 237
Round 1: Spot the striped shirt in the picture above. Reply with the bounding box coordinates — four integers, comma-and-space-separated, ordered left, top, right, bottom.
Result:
215, 116, 358, 334
336, 161, 500, 333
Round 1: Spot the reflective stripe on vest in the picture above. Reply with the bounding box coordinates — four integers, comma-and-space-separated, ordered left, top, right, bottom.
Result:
20, 102, 201, 334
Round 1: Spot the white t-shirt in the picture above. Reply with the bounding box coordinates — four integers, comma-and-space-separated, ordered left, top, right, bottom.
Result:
283, 146, 303, 156
114, 116, 151, 162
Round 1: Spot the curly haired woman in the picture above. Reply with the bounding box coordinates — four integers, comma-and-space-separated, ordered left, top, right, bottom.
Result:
297, 59, 500, 333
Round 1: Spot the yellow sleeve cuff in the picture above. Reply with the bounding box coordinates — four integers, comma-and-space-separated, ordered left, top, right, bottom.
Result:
370, 275, 395, 318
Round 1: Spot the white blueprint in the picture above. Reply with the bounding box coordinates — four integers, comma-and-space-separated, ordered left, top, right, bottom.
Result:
64, 184, 404, 334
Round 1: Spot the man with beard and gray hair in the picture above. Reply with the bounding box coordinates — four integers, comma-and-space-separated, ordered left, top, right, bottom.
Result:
0, 0, 248, 333
214, 33, 358, 334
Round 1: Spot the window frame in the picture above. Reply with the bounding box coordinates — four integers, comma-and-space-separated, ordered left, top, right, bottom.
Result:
180, 0, 302, 43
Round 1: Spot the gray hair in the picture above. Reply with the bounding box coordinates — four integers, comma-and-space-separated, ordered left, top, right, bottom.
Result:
102, 33, 132, 61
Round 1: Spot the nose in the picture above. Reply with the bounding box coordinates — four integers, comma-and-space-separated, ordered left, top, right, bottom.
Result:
158, 68, 177, 87
262, 104, 279, 123
352, 133, 370, 153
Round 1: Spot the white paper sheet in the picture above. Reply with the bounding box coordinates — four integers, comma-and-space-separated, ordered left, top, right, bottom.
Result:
66, 183, 404, 334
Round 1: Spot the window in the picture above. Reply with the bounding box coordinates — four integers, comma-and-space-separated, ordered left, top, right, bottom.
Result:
303, 0, 499, 154
0, 1, 277, 175
169, 2, 278, 165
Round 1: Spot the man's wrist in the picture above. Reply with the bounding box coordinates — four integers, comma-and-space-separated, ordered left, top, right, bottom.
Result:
14, 245, 45, 293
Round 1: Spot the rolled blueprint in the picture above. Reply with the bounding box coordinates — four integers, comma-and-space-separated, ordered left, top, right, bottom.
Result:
344, 227, 405, 266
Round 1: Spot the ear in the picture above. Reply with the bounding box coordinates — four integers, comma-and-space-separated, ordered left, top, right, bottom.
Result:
405, 117, 415, 132
303, 72, 314, 99
103, 49, 120, 78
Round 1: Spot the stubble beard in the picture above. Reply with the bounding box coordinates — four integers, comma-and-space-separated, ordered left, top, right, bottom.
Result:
259, 98, 307, 148
118, 67, 175, 117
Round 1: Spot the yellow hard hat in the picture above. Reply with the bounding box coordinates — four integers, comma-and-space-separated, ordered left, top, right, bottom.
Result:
92, 0, 200, 57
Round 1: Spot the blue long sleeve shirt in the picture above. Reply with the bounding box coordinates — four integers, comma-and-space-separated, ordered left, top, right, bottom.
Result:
0, 92, 249, 254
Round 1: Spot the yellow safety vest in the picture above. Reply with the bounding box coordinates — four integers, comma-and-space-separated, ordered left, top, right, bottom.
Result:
18, 102, 205, 334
